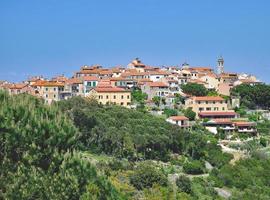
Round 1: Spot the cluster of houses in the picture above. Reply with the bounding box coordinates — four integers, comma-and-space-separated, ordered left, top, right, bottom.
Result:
0, 57, 262, 135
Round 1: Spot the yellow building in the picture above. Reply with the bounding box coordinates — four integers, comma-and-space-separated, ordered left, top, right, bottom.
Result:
88, 86, 131, 107
185, 96, 237, 119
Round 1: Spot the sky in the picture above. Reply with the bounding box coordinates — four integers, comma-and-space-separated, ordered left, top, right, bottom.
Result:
0, 0, 270, 83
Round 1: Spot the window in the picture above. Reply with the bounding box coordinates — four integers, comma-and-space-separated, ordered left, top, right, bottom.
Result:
121, 102, 124, 105
93, 82, 96, 87
45, 94, 48, 98
206, 101, 208, 104
198, 101, 201, 104
87, 82, 92, 87
45, 88, 48, 91
54, 87, 56, 91
199, 107, 204, 111
222, 107, 225, 111
127, 95, 130, 99
206, 107, 211, 111
54, 94, 56, 98
114, 95, 116, 99
121, 95, 124, 99
106, 95, 109, 99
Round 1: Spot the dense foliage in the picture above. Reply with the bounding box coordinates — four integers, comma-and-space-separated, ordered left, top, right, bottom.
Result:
181, 83, 208, 96
130, 161, 168, 190
2, 92, 268, 199
231, 83, 270, 109
56, 97, 225, 163
0, 92, 124, 199
211, 157, 270, 199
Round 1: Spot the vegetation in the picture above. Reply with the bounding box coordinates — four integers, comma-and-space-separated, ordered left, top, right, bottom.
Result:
176, 175, 192, 193
0, 91, 124, 199
1, 91, 269, 199
163, 108, 178, 117
181, 83, 208, 96
130, 161, 168, 190
184, 107, 196, 121
231, 83, 270, 109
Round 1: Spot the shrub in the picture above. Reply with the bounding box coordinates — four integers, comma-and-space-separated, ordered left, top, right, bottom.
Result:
183, 160, 205, 175
176, 175, 192, 194
130, 162, 168, 190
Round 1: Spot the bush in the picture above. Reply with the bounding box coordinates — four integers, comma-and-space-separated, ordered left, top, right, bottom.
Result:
176, 175, 192, 194
183, 160, 205, 175
184, 107, 196, 121
130, 162, 168, 190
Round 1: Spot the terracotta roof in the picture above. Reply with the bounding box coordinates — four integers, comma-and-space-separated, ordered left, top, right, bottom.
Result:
99, 70, 113, 75
146, 82, 169, 87
32, 81, 64, 87
211, 119, 233, 124
199, 111, 237, 117
65, 78, 83, 84
82, 76, 100, 81
192, 96, 224, 101
94, 87, 128, 92
234, 121, 256, 127
9, 83, 28, 89
109, 77, 132, 81
189, 67, 213, 71
169, 116, 188, 121
51, 76, 68, 82
148, 70, 170, 75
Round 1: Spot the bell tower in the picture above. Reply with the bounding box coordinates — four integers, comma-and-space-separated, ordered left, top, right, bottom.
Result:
217, 56, 224, 74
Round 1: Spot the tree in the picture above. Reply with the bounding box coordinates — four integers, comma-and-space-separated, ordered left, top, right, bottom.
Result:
183, 160, 205, 175
184, 108, 196, 121
152, 96, 161, 107
0, 92, 124, 200
131, 89, 147, 103
176, 175, 192, 194
181, 83, 208, 96
163, 108, 178, 117
130, 161, 168, 190
231, 83, 270, 109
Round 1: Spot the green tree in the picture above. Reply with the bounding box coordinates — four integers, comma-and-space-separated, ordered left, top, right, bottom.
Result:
183, 160, 205, 175
184, 107, 196, 121
130, 162, 168, 190
181, 83, 208, 96
152, 96, 161, 107
176, 175, 192, 194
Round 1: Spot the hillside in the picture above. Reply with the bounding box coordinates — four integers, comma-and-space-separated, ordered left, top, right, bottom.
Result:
1, 92, 270, 199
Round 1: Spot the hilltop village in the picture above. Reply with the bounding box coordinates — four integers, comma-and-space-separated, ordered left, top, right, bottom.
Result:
1, 57, 270, 199
0, 57, 265, 135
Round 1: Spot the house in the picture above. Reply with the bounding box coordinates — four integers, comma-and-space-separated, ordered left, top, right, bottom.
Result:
166, 116, 189, 128
202, 119, 256, 134
32, 81, 65, 104
87, 86, 131, 107
127, 58, 146, 72
234, 121, 257, 134
142, 82, 170, 100
203, 119, 235, 134
199, 74, 219, 90
83, 76, 99, 96
148, 70, 170, 82
8, 83, 30, 95
185, 96, 236, 119
198, 111, 237, 119
217, 83, 233, 96
62, 78, 84, 99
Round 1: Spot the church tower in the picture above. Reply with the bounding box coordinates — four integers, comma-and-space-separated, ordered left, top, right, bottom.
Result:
217, 56, 224, 74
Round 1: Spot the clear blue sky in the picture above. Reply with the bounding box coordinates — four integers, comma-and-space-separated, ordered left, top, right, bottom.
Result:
1, 0, 270, 83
